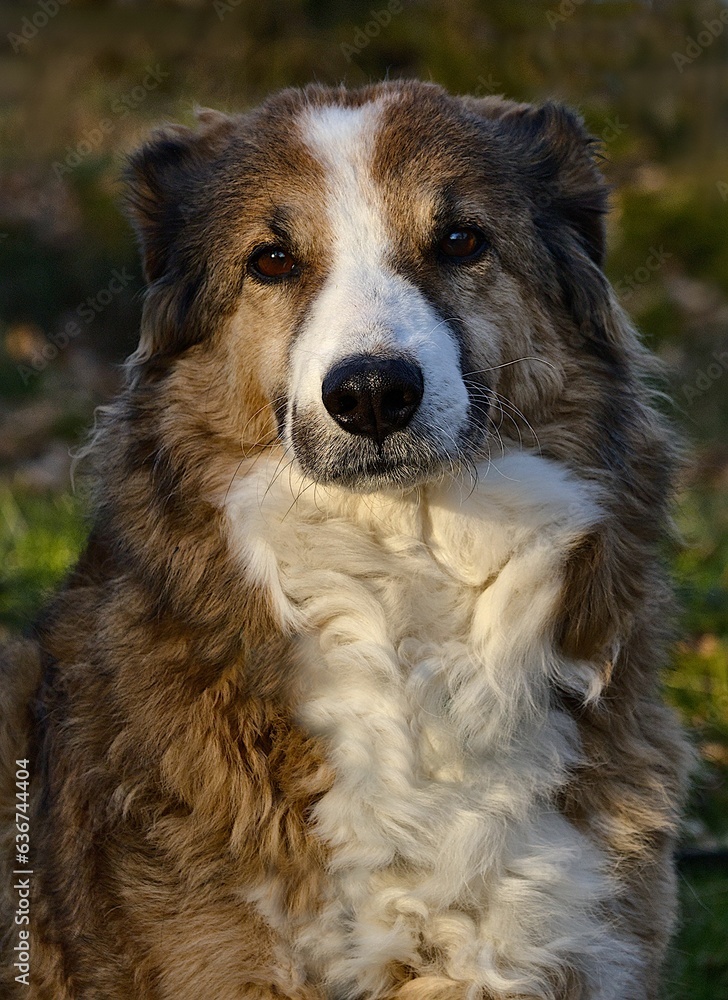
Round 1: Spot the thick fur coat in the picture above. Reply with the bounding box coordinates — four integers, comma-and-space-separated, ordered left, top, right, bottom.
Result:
1, 81, 689, 999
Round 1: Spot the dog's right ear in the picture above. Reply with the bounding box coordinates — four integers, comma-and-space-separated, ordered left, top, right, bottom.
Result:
123, 111, 236, 364
124, 111, 234, 284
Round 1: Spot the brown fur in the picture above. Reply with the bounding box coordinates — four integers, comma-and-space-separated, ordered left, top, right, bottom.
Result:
0, 81, 689, 998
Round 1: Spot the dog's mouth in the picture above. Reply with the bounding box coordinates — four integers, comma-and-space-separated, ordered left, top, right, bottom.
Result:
290, 417, 458, 491
285, 354, 488, 492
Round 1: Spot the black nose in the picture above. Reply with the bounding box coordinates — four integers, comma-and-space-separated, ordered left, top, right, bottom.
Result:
322, 355, 424, 443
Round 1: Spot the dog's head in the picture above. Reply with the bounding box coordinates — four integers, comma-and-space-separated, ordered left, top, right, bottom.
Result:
125, 81, 629, 492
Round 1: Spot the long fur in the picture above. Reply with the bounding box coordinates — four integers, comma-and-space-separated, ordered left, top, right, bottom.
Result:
0, 81, 689, 999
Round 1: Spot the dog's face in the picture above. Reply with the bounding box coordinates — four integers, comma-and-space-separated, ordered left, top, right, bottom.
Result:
126, 82, 618, 491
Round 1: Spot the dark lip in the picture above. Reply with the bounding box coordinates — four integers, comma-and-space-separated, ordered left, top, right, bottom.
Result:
291, 431, 442, 491
291, 433, 481, 493
307, 459, 445, 492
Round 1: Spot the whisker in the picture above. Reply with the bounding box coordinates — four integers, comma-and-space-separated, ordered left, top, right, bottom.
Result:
461, 356, 557, 377
423, 316, 461, 339
239, 395, 286, 456
224, 455, 248, 506
466, 381, 542, 455
464, 382, 524, 449
490, 390, 542, 454
485, 412, 508, 458
281, 477, 317, 522
485, 397, 524, 450
261, 448, 296, 504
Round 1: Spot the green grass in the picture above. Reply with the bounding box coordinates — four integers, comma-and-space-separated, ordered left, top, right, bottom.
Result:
0, 486, 88, 636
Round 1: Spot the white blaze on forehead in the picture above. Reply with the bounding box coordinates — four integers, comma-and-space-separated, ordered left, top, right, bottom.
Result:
302, 102, 389, 266
288, 99, 469, 451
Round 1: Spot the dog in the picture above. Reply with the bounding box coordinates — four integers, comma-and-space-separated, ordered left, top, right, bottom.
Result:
1, 80, 689, 999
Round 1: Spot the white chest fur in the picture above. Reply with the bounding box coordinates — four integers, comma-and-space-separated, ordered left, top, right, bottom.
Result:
225, 454, 639, 999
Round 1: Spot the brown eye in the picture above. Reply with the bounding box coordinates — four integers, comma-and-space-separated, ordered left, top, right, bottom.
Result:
249, 245, 299, 280
439, 227, 488, 261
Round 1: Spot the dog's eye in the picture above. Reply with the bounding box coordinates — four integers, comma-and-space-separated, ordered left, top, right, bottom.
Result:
249, 245, 299, 280
439, 227, 488, 262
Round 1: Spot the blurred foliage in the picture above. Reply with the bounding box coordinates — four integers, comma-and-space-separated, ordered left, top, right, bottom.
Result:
671, 484, 728, 847
668, 870, 728, 999
0, 0, 727, 991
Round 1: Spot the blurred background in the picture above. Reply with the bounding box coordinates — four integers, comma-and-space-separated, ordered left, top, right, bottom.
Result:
0, 0, 726, 992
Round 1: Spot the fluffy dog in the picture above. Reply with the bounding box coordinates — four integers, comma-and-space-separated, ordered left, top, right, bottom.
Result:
1, 80, 689, 999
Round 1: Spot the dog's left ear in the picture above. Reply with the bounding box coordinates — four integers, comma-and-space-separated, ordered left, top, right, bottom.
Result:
481, 99, 608, 268
521, 102, 607, 268
468, 97, 623, 362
